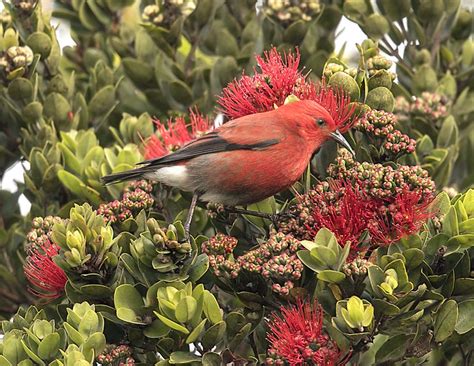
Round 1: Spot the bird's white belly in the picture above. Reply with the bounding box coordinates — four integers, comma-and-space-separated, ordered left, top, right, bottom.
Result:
145, 166, 191, 191
144, 164, 256, 205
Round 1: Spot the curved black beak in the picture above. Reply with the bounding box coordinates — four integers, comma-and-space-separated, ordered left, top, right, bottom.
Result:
330, 130, 355, 156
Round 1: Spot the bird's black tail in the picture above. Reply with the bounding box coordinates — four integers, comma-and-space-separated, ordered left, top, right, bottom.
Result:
101, 168, 148, 185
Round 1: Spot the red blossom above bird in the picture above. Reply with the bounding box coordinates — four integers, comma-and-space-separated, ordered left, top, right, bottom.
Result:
218, 47, 356, 132
144, 110, 212, 159
24, 240, 67, 299
265, 299, 341, 366
218, 48, 303, 118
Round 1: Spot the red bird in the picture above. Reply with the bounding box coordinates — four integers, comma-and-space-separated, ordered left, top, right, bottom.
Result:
102, 99, 355, 234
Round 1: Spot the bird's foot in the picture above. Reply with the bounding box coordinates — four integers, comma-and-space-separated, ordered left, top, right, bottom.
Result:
223, 207, 289, 226
183, 193, 199, 243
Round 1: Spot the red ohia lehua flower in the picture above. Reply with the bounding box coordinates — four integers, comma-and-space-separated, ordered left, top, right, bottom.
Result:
308, 180, 376, 254
368, 189, 435, 246
218, 48, 303, 119
144, 110, 211, 159
218, 47, 355, 132
24, 240, 67, 299
295, 180, 435, 256
266, 300, 341, 366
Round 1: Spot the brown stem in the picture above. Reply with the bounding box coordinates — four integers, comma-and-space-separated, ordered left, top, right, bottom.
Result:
379, 39, 414, 78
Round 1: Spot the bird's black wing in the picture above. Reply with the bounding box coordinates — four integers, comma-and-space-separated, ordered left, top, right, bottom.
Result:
101, 132, 279, 184
139, 132, 279, 166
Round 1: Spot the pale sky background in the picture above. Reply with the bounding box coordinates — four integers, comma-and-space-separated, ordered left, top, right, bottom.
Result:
0, 1, 472, 215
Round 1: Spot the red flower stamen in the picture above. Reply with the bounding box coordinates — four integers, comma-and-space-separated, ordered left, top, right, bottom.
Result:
308, 81, 357, 133
218, 48, 303, 119
24, 240, 67, 299
218, 47, 357, 132
303, 180, 435, 255
368, 190, 435, 246
309, 180, 375, 253
266, 300, 341, 366
144, 110, 211, 160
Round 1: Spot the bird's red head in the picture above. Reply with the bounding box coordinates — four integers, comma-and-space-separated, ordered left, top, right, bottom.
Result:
280, 99, 335, 138
277, 85, 356, 154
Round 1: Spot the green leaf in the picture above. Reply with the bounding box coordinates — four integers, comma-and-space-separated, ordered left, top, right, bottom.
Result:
202, 352, 222, 366
114, 284, 145, 312
144, 319, 170, 338
154, 313, 189, 335
89, 86, 116, 117
188, 254, 209, 283
314, 228, 338, 252
437, 116, 458, 148
311, 246, 337, 268
462, 189, 474, 215
82, 332, 106, 361
203, 291, 222, 324
455, 200, 468, 222
372, 299, 401, 316
317, 270, 346, 283
430, 192, 451, 215
114, 285, 147, 324
63, 322, 84, 345
116, 308, 148, 325
341, 307, 357, 329
337, 241, 351, 269
78, 310, 100, 338
20, 341, 44, 365
454, 278, 474, 295
169, 80, 193, 106
447, 234, 474, 248
443, 206, 459, 236
368, 265, 385, 296
175, 296, 197, 323
297, 250, 325, 272
375, 334, 412, 363
0, 356, 12, 366
455, 300, 474, 334
57, 170, 101, 205
403, 248, 424, 269
185, 319, 206, 344
37, 333, 60, 359
385, 259, 409, 287
57, 143, 82, 175
169, 351, 200, 364
225, 312, 247, 335
122, 58, 154, 85
201, 321, 226, 350
434, 300, 458, 342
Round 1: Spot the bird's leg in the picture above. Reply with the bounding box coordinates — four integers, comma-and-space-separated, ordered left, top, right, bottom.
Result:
184, 193, 199, 241
224, 206, 286, 225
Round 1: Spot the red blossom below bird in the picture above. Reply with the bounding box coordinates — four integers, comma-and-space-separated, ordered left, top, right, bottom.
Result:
24, 240, 67, 299
305, 179, 435, 255
266, 299, 341, 366
368, 189, 435, 246
308, 180, 376, 254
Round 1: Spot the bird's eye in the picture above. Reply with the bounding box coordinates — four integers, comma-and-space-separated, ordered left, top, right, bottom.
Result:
316, 118, 326, 127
